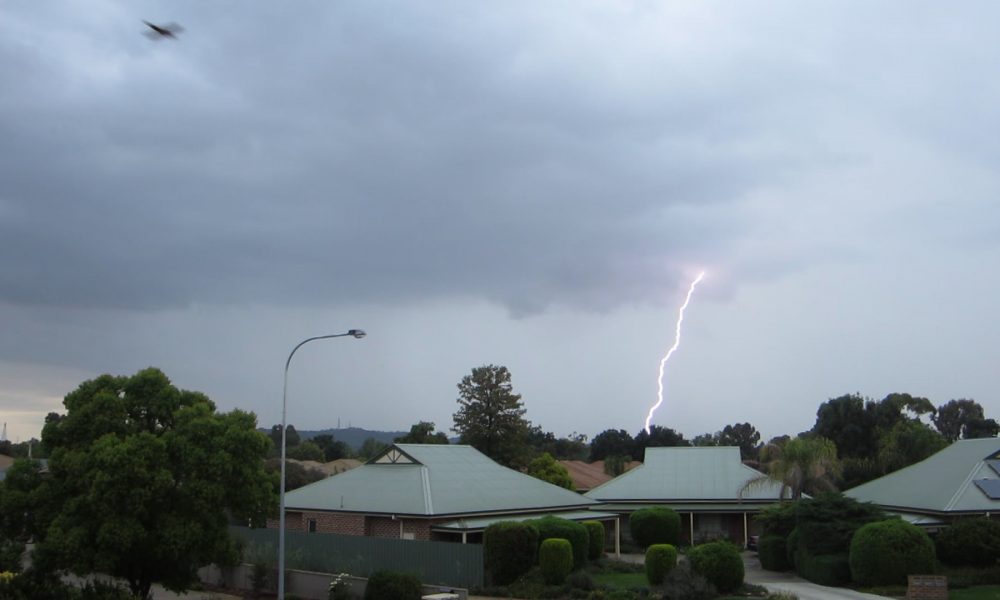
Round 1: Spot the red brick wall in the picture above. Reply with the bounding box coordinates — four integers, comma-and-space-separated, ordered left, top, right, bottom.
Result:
268, 512, 436, 541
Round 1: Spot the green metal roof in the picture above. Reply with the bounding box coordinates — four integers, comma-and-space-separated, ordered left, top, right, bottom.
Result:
433, 510, 620, 532
846, 438, 1000, 514
584, 447, 786, 502
285, 443, 598, 517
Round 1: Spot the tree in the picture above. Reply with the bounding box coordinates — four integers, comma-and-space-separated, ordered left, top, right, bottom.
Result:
691, 433, 719, 447
394, 421, 450, 445
526, 453, 574, 490
357, 437, 388, 460
311, 434, 352, 461
632, 425, 689, 460
877, 420, 947, 473
933, 399, 996, 442
717, 422, 762, 461
590, 429, 635, 461
34, 368, 277, 599
269, 423, 300, 455
265, 458, 326, 492
286, 440, 324, 462
0, 459, 48, 571
452, 365, 531, 468
812, 394, 875, 459
742, 436, 841, 500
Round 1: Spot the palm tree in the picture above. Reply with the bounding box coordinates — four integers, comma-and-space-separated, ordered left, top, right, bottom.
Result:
741, 436, 842, 501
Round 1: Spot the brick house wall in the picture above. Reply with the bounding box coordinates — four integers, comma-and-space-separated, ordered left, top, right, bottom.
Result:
271, 511, 434, 540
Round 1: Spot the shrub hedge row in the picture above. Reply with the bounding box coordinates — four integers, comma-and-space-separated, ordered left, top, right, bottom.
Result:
629, 507, 681, 549
530, 516, 589, 569
483, 520, 539, 585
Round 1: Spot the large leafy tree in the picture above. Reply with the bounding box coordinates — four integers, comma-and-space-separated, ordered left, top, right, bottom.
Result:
590, 429, 635, 461
311, 434, 353, 461
34, 368, 277, 599
878, 420, 948, 473
632, 425, 689, 460
0, 459, 48, 571
743, 436, 841, 500
717, 422, 762, 461
933, 399, 998, 442
395, 421, 450, 445
452, 365, 530, 468
526, 452, 575, 490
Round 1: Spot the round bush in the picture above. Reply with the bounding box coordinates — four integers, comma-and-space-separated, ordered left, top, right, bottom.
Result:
689, 541, 744, 593
629, 507, 681, 549
539, 538, 574, 585
484, 520, 539, 585
645, 544, 678, 585
849, 519, 935, 587
583, 520, 605, 560
530, 516, 589, 568
936, 518, 1000, 567
758, 535, 790, 571
363, 570, 422, 600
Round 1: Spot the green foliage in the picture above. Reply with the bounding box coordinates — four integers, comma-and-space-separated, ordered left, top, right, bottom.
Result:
357, 437, 389, 460
785, 528, 799, 570
35, 368, 277, 599
590, 429, 635, 462
795, 550, 851, 586
793, 493, 886, 555
286, 440, 325, 461
527, 452, 575, 490
717, 422, 762, 461
688, 541, 744, 593
0, 570, 134, 600
539, 538, 574, 585
633, 426, 690, 458
758, 535, 790, 571
629, 507, 681, 549
754, 502, 796, 538
934, 399, 992, 442
394, 421, 449, 445
484, 520, 539, 585
530, 516, 590, 569
363, 570, 422, 600
877, 420, 947, 474
849, 519, 936, 586
745, 436, 841, 500
583, 521, 605, 560
937, 518, 1000, 567
602, 455, 631, 476
452, 365, 531, 468
311, 434, 353, 461
266, 457, 326, 492
0, 459, 48, 572
644, 544, 677, 585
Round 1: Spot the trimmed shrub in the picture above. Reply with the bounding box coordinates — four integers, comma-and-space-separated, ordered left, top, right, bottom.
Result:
530, 516, 589, 569
755, 502, 797, 538
363, 570, 422, 600
539, 538, 574, 585
688, 541, 744, 593
794, 493, 886, 556
849, 519, 936, 586
645, 544, 678, 585
936, 518, 1000, 567
583, 520, 605, 560
758, 535, 790, 572
796, 550, 851, 586
629, 507, 681, 549
484, 520, 539, 585
785, 528, 800, 570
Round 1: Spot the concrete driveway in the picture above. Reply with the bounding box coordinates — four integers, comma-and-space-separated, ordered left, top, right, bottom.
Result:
742, 553, 891, 600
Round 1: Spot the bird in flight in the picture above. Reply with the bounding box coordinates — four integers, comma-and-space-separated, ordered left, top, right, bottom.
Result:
143, 21, 183, 39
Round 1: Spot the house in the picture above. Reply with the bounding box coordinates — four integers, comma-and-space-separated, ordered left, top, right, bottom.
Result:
584, 446, 786, 546
559, 459, 642, 493
278, 443, 622, 553
845, 437, 1000, 529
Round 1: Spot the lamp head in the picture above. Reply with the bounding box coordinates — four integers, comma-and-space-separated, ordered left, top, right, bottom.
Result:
348, 329, 366, 339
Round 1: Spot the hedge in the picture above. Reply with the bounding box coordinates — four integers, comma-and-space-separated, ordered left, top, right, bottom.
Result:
688, 541, 744, 593
483, 520, 539, 585
758, 535, 790, 572
363, 570, 422, 600
530, 516, 589, 569
645, 544, 677, 585
936, 518, 1000, 567
540, 538, 574, 585
583, 521, 605, 560
796, 550, 851, 586
849, 519, 935, 586
629, 507, 681, 549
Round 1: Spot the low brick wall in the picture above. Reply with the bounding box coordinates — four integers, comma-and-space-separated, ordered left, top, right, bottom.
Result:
907, 575, 948, 600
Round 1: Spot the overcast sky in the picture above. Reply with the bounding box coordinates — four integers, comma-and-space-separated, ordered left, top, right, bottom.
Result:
2, 1, 998, 446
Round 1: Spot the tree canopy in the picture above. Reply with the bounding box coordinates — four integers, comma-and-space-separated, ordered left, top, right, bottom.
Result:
526, 452, 575, 490
743, 436, 841, 500
933, 399, 999, 442
452, 365, 531, 468
33, 368, 277, 599
395, 421, 450, 445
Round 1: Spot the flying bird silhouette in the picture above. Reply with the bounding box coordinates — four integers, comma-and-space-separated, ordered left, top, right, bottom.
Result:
143, 21, 183, 39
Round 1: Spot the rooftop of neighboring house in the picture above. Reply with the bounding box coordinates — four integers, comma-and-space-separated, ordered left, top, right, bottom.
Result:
559, 459, 642, 492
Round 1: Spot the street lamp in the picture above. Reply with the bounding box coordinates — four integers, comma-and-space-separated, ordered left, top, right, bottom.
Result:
278, 329, 366, 600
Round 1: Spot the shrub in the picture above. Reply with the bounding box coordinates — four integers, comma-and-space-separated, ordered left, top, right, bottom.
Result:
849, 519, 935, 586
539, 538, 574, 585
796, 550, 850, 586
645, 544, 678, 585
755, 502, 797, 538
583, 521, 605, 560
531, 516, 589, 569
758, 535, 790, 572
794, 493, 886, 556
688, 541, 744, 592
363, 570, 422, 600
629, 507, 681, 549
659, 561, 716, 600
936, 518, 1000, 567
785, 528, 800, 570
484, 520, 540, 585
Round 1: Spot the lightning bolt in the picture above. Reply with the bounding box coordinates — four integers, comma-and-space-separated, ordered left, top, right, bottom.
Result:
644, 271, 706, 434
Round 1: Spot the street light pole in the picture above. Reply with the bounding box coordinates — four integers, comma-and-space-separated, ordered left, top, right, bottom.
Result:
278, 329, 366, 600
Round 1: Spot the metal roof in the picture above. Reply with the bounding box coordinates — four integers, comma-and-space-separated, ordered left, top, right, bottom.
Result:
285, 443, 599, 517
845, 438, 1000, 514
433, 510, 620, 532
584, 446, 786, 503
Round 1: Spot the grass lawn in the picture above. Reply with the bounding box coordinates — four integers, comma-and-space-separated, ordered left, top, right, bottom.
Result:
592, 572, 648, 590
950, 586, 1000, 600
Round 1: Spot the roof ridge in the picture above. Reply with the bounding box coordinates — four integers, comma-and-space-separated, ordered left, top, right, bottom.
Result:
421, 465, 433, 514
944, 458, 984, 511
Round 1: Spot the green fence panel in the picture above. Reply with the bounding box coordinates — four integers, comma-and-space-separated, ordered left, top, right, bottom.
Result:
232, 526, 484, 588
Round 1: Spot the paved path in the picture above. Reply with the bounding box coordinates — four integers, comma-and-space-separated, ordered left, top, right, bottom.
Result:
742, 553, 891, 600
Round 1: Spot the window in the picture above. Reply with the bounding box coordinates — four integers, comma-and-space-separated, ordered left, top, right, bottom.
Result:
308, 519, 317, 533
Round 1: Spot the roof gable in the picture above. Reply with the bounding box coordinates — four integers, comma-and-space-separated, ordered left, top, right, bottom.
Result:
584, 446, 785, 502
